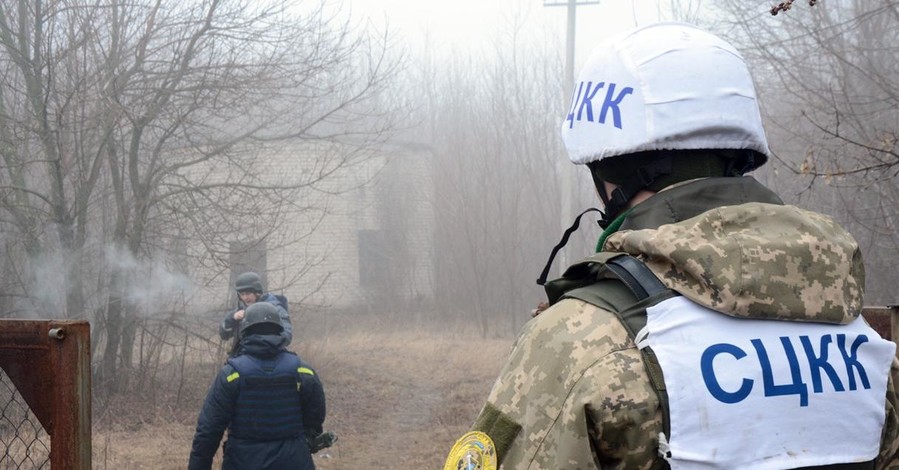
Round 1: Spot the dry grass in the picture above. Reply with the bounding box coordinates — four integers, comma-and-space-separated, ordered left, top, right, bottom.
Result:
86, 307, 896, 469
91, 311, 514, 469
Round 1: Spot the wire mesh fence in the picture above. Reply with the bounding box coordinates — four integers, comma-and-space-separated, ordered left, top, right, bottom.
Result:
0, 368, 50, 469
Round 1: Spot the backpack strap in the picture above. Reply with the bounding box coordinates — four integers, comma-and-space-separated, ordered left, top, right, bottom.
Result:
554, 254, 676, 468
604, 255, 668, 299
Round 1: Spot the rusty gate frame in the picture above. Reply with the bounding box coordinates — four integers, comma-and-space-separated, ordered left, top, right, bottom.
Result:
0, 320, 91, 470
862, 306, 899, 343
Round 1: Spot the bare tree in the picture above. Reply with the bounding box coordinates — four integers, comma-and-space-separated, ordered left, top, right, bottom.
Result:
718, 0, 899, 303
770, 0, 819, 16
0, 0, 402, 393
413, 10, 571, 337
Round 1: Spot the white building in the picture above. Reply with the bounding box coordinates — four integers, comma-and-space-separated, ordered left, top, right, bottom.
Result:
192, 139, 435, 316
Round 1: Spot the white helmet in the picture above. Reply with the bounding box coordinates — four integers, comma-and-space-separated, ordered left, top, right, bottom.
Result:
561, 22, 769, 166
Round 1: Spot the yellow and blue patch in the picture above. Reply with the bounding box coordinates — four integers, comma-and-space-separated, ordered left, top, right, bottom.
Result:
443, 431, 497, 470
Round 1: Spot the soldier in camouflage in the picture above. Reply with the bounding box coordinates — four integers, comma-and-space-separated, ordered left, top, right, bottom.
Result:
448, 23, 899, 469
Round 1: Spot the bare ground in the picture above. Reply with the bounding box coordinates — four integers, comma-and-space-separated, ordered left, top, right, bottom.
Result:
91, 313, 513, 469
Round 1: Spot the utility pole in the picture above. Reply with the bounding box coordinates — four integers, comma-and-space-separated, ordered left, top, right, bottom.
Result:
544, 0, 600, 274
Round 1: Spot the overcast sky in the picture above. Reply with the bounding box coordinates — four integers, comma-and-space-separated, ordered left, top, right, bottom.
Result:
344, 0, 671, 70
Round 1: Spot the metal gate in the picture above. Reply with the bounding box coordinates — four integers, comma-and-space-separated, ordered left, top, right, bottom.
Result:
863, 306, 898, 342
0, 320, 91, 469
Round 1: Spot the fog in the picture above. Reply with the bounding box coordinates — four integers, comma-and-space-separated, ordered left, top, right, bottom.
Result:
0, 0, 897, 416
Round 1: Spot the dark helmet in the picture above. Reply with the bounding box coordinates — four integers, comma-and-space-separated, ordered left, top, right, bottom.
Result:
234, 272, 264, 294
240, 302, 283, 338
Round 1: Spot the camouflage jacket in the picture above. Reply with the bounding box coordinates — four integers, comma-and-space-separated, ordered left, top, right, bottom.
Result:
472, 177, 899, 469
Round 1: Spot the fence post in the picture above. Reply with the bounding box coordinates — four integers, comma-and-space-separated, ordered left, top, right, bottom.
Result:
0, 320, 91, 469
891, 305, 899, 358
49, 321, 92, 469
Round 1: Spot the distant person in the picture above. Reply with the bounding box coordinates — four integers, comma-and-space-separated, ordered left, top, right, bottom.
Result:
445, 22, 899, 469
189, 302, 327, 470
220, 271, 291, 355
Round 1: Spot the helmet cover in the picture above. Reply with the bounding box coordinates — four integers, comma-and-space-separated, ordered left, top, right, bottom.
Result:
561, 22, 769, 167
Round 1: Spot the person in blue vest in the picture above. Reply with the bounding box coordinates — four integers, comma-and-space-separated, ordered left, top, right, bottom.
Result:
219, 271, 292, 355
189, 302, 326, 470
445, 23, 899, 469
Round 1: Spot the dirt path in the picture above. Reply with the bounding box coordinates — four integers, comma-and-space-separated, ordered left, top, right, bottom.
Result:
89, 323, 513, 469
311, 330, 509, 469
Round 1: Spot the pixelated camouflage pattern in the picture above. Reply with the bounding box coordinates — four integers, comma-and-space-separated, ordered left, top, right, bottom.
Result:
473, 198, 899, 469
480, 298, 663, 469
605, 203, 864, 324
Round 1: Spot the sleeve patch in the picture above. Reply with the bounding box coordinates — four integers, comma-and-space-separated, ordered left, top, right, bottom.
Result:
298, 367, 314, 376
226, 372, 240, 383
443, 431, 497, 470
470, 402, 522, 466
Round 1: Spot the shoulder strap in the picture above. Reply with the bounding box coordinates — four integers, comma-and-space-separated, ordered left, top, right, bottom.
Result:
546, 252, 668, 305
559, 254, 676, 469
226, 354, 252, 374
604, 255, 668, 300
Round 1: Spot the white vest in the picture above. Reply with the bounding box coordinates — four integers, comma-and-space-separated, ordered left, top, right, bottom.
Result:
639, 296, 895, 469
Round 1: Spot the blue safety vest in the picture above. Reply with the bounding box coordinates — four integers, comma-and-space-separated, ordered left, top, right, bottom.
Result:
226, 352, 304, 440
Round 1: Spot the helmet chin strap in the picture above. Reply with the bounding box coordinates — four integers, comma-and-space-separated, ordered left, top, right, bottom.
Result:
537, 157, 675, 286
593, 156, 673, 228
536, 207, 603, 286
